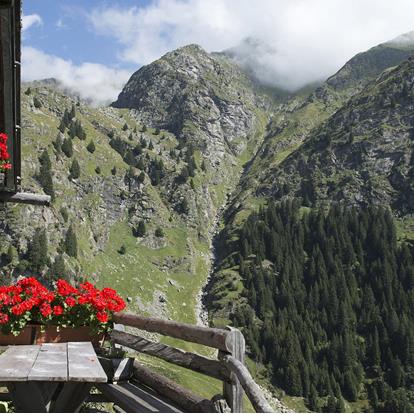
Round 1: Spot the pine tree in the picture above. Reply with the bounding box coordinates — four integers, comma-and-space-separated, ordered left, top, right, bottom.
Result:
62, 137, 73, 158
64, 225, 78, 258
148, 141, 154, 150
134, 221, 146, 237
138, 171, 145, 184
118, 244, 126, 255
122, 123, 128, 131
38, 150, 55, 201
86, 140, 96, 153
51, 254, 66, 278
155, 227, 164, 238
29, 229, 48, 272
69, 159, 80, 179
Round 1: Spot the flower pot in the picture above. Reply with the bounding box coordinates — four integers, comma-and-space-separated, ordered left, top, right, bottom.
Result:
0, 325, 36, 345
34, 325, 105, 347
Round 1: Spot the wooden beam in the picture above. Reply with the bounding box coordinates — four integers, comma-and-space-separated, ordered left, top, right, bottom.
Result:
131, 360, 217, 413
110, 329, 231, 382
221, 355, 273, 413
113, 312, 236, 352
219, 327, 245, 413
0, 192, 51, 206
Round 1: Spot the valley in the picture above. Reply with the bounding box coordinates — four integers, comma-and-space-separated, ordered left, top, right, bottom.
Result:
1, 34, 414, 412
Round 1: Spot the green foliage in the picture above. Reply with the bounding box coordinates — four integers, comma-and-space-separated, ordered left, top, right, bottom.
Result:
86, 140, 96, 153
29, 228, 48, 272
24, 87, 31, 95
111, 166, 117, 176
51, 254, 67, 279
95, 165, 101, 174
229, 200, 414, 410
37, 150, 55, 201
62, 137, 73, 158
64, 225, 78, 258
138, 171, 145, 184
60, 207, 69, 223
118, 244, 126, 255
177, 198, 189, 215
122, 123, 128, 131
53, 134, 63, 154
155, 227, 164, 238
33, 96, 42, 108
133, 220, 147, 237
69, 159, 80, 179
154, 127, 160, 135
141, 124, 147, 132
6, 245, 18, 265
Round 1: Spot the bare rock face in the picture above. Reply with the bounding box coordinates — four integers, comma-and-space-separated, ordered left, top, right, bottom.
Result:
258, 58, 414, 214
112, 44, 270, 163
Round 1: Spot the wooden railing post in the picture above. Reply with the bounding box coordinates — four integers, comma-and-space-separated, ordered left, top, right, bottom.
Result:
219, 327, 245, 413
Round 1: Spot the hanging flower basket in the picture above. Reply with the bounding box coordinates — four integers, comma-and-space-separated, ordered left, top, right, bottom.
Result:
0, 278, 126, 346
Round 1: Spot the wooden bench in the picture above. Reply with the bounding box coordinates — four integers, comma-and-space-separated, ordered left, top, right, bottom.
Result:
96, 382, 181, 413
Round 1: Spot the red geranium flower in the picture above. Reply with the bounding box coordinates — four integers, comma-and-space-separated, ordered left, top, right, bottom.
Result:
65, 297, 76, 307
53, 305, 64, 316
96, 311, 108, 323
40, 302, 52, 317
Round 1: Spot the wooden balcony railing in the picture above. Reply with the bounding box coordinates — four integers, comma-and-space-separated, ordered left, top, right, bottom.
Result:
109, 312, 273, 413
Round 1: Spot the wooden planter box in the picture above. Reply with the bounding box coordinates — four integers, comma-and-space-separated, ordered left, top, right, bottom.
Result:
0, 325, 105, 346
0, 324, 36, 345
34, 325, 105, 347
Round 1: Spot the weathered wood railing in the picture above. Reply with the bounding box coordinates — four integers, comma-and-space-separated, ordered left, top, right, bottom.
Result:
111, 312, 273, 413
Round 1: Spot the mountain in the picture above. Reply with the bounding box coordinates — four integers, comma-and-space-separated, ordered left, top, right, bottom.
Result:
205, 38, 414, 412
2, 34, 414, 412
327, 33, 414, 91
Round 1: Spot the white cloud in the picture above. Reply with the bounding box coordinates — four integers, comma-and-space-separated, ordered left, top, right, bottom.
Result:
22, 14, 43, 32
21, 46, 131, 105
89, 0, 414, 90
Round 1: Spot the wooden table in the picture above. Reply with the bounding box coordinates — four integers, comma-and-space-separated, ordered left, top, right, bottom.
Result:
0, 342, 107, 412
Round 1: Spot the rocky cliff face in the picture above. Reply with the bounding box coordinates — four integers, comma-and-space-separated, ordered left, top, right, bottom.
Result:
0, 44, 271, 329
112, 44, 271, 161
258, 57, 414, 214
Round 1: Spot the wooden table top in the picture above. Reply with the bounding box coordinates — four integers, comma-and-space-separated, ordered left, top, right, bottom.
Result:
0, 342, 107, 383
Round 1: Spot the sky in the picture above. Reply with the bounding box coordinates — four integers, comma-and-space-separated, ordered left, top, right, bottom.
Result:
22, 0, 414, 105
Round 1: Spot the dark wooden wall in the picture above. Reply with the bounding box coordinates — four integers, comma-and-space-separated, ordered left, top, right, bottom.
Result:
0, 0, 21, 192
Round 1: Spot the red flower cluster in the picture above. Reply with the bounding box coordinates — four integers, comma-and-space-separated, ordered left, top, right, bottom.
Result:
0, 133, 12, 173
0, 278, 126, 336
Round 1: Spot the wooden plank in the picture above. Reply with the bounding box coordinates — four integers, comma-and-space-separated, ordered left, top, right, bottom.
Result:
113, 312, 236, 352
219, 327, 245, 413
97, 382, 181, 413
7, 382, 48, 412
222, 355, 273, 413
111, 330, 231, 381
0, 192, 51, 205
132, 361, 216, 413
28, 343, 67, 381
0, 345, 40, 381
51, 382, 92, 413
67, 342, 107, 383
